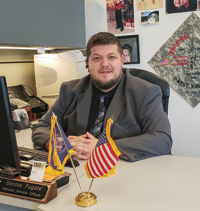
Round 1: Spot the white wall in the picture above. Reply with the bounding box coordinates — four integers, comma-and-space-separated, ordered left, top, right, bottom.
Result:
133, 9, 200, 158
85, 0, 200, 158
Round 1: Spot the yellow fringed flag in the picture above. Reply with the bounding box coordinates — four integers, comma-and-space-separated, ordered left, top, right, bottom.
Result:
84, 118, 121, 179
45, 116, 74, 175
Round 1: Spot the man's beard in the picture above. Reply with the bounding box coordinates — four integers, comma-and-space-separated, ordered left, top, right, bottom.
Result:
91, 72, 122, 90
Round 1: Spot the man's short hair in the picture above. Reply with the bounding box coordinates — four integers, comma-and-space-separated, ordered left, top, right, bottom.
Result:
86, 32, 123, 58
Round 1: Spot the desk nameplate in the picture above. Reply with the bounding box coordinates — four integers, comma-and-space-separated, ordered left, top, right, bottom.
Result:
0, 176, 57, 203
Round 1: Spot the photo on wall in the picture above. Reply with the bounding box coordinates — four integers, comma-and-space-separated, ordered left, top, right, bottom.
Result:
166, 0, 197, 13
141, 11, 159, 25
137, 0, 163, 10
107, 0, 134, 34
117, 35, 140, 64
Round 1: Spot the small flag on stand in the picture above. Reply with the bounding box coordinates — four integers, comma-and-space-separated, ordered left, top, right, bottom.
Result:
45, 115, 74, 175
84, 118, 121, 179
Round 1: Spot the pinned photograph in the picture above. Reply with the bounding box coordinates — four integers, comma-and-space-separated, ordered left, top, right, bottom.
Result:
137, 0, 163, 10
107, 0, 134, 34
141, 11, 159, 25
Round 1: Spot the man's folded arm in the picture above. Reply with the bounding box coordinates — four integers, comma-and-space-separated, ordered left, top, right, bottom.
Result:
115, 85, 172, 162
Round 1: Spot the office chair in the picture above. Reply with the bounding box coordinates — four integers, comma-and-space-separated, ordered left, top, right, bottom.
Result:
125, 68, 170, 115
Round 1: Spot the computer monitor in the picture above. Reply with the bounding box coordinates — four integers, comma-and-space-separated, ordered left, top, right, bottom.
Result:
0, 76, 20, 169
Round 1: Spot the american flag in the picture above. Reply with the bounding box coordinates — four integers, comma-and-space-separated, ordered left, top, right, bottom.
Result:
159, 59, 169, 65
84, 118, 121, 179
47, 115, 74, 175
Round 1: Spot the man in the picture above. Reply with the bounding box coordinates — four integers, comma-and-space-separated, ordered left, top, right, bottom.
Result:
32, 32, 172, 162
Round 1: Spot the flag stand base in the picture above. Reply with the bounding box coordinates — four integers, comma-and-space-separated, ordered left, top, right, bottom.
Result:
75, 191, 97, 207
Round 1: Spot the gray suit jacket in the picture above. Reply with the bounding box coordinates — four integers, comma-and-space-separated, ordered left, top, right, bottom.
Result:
32, 70, 172, 162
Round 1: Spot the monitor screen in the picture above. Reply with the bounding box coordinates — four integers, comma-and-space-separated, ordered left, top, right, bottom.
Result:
0, 76, 20, 169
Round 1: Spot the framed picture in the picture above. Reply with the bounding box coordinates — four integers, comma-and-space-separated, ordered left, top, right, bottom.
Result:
117, 35, 140, 64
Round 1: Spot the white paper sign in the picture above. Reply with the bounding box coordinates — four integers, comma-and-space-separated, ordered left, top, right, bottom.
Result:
30, 161, 46, 182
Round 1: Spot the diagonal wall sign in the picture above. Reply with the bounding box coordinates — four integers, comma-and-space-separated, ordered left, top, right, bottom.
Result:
148, 12, 200, 107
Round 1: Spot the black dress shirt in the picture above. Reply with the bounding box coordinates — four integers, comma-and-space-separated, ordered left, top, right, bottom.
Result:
87, 83, 119, 132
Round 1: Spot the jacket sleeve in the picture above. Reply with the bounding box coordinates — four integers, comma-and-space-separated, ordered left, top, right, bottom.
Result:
114, 85, 172, 162
31, 82, 70, 150
32, 76, 90, 150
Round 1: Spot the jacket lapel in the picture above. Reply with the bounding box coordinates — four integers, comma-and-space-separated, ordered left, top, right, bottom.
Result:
76, 81, 93, 135
104, 74, 125, 128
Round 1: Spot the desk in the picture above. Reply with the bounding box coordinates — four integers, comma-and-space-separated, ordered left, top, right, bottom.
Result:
0, 128, 86, 210
1, 129, 200, 210
38, 155, 200, 211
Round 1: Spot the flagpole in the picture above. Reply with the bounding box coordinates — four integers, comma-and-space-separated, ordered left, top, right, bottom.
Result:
88, 178, 94, 194
52, 112, 83, 193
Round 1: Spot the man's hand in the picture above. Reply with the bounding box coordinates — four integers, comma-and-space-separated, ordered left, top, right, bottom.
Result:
68, 132, 98, 160
43, 139, 50, 151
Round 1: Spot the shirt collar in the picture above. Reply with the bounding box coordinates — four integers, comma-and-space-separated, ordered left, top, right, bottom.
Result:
92, 80, 120, 98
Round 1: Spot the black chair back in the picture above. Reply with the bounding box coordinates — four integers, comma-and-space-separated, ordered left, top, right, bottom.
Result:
125, 68, 170, 114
